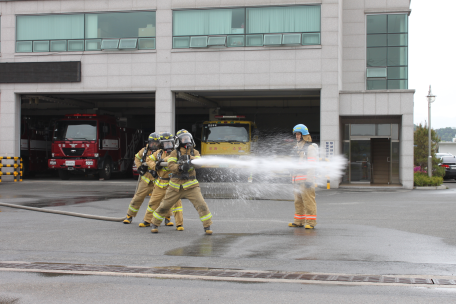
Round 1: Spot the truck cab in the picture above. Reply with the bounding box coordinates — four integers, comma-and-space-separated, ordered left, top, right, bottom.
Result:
48, 114, 142, 180
196, 116, 258, 180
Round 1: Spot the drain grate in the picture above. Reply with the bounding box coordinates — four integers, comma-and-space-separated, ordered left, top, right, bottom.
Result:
0, 262, 453, 286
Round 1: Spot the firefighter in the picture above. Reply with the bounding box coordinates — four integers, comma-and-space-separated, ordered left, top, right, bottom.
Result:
123, 132, 160, 224
150, 130, 213, 235
140, 132, 184, 230
289, 124, 317, 229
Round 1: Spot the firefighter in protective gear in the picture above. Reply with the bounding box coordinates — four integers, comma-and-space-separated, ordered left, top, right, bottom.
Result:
150, 130, 213, 234
140, 132, 184, 230
123, 132, 160, 224
289, 124, 317, 229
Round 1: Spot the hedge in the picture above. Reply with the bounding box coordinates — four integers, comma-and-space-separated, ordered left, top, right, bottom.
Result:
414, 172, 443, 187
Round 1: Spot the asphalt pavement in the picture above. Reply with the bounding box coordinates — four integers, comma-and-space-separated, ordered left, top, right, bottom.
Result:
1, 176, 456, 303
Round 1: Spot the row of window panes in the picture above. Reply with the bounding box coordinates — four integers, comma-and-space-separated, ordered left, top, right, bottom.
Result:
367, 79, 408, 90
366, 14, 408, 90
367, 47, 407, 67
366, 67, 407, 79
173, 33, 320, 48
16, 11, 156, 52
16, 38, 155, 52
367, 34, 407, 47
172, 5, 320, 48
343, 124, 399, 139
366, 14, 407, 34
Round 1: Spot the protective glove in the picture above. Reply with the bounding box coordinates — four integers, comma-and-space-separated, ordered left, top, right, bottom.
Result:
155, 159, 162, 168
150, 170, 158, 179
138, 165, 147, 176
179, 162, 190, 172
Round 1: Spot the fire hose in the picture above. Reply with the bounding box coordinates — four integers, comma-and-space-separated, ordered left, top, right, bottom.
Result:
0, 162, 195, 221
0, 202, 125, 222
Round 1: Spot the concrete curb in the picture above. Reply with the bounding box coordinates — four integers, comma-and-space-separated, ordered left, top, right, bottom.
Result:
414, 185, 447, 190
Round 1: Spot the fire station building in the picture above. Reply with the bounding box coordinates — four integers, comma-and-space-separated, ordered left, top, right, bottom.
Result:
0, 0, 414, 188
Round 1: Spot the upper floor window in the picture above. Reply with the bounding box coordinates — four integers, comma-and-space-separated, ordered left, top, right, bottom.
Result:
16, 11, 156, 53
172, 5, 320, 49
366, 14, 408, 90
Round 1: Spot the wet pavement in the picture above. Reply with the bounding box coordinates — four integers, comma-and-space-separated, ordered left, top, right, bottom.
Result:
1, 178, 456, 302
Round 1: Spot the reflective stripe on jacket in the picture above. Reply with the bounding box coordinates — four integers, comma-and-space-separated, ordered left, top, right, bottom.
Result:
292, 141, 317, 184
167, 147, 201, 192
146, 150, 174, 188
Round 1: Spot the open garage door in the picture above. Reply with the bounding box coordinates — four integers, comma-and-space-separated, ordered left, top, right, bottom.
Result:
175, 89, 320, 145
175, 90, 320, 182
20, 92, 155, 177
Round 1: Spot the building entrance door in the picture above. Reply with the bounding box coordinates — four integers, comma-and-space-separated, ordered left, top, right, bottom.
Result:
342, 123, 400, 185
349, 140, 371, 183
371, 138, 391, 184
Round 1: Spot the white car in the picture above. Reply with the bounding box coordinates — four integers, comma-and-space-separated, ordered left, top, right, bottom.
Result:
436, 152, 453, 160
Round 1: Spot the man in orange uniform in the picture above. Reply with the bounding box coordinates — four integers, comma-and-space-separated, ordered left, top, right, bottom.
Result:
140, 132, 184, 230
289, 124, 318, 229
150, 130, 213, 235
123, 132, 159, 224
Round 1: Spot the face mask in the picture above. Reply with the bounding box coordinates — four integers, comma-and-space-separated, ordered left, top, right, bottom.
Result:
163, 142, 174, 150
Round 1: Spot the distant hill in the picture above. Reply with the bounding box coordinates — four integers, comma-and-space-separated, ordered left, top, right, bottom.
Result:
435, 127, 456, 142
414, 124, 456, 142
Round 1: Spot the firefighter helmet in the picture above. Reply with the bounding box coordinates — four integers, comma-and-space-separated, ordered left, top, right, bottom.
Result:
176, 130, 195, 148
159, 132, 175, 151
293, 124, 309, 136
148, 132, 161, 149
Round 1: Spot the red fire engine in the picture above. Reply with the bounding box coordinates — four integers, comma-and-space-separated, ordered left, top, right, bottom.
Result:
48, 114, 143, 180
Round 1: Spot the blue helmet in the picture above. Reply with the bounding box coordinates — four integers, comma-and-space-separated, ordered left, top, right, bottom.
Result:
293, 124, 309, 135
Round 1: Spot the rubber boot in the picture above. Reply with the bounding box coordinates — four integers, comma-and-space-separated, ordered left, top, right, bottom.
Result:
165, 217, 174, 226
176, 225, 184, 231
139, 221, 150, 227
304, 225, 314, 229
123, 215, 133, 224
288, 223, 303, 228
151, 224, 159, 233
204, 226, 212, 235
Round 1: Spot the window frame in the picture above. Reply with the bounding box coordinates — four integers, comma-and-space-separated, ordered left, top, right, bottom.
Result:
15, 10, 157, 53
366, 13, 408, 90
172, 4, 321, 49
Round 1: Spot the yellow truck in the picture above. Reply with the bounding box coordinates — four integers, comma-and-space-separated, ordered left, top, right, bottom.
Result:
194, 115, 258, 181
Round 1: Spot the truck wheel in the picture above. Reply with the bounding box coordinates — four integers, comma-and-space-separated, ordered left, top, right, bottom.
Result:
58, 170, 70, 180
99, 160, 112, 180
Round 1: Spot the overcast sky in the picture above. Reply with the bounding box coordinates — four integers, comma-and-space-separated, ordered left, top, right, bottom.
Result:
409, 0, 456, 129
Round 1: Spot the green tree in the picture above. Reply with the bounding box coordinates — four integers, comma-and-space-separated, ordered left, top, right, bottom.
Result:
414, 123, 444, 177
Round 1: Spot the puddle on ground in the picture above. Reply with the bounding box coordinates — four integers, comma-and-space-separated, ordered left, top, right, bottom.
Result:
36, 272, 83, 278
0, 296, 20, 304
166, 234, 252, 257
5, 192, 134, 208
0, 194, 39, 199
165, 231, 318, 258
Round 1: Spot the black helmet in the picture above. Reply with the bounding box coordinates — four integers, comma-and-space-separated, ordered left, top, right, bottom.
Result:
176, 130, 195, 148
148, 132, 160, 150
159, 132, 175, 152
